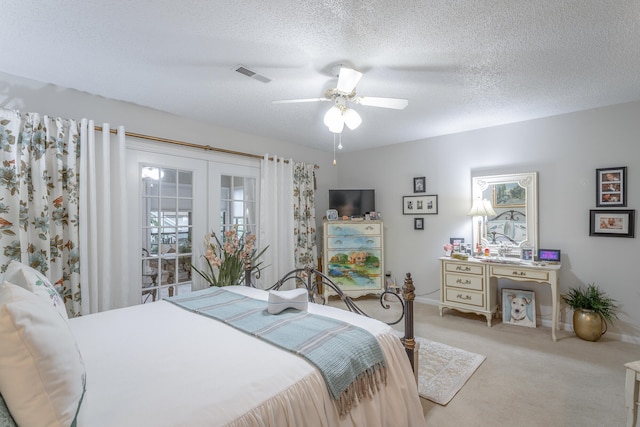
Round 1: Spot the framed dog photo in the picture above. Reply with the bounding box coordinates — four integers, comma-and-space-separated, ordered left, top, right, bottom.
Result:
502, 289, 536, 328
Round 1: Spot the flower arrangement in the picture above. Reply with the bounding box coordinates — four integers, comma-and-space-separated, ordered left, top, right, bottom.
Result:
191, 226, 268, 287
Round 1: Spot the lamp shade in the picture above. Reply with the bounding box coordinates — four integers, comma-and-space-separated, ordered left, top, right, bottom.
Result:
323, 106, 342, 127
467, 199, 496, 217
327, 119, 344, 133
343, 108, 362, 130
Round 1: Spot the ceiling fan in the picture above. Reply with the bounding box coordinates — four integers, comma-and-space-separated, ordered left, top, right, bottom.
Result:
272, 65, 409, 133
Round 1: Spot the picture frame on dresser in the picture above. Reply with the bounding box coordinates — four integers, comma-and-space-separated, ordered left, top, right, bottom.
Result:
403, 195, 438, 215
326, 209, 338, 220
596, 166, 626, 207
589, 209, 635, 238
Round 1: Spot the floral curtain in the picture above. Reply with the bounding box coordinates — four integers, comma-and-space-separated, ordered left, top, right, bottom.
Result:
293, 162, 317, 268
0, 109, 82, 316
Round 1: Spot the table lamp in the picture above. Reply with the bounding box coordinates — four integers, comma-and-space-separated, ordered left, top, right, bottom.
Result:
467, 199, 496, 255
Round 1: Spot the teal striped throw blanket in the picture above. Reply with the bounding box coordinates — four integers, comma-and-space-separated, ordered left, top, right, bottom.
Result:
166, 287, 387, 416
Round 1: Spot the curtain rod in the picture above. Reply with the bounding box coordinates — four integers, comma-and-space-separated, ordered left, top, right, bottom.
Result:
94, 126, 319, 169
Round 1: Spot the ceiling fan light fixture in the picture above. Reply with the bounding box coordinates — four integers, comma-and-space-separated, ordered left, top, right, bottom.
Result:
324, 105, 345, 133
328, 119, 344, 133
343, 108, 362, 130
323, 105, 342, 127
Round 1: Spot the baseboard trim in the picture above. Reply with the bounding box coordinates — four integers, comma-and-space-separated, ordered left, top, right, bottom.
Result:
415, 296, 640, 345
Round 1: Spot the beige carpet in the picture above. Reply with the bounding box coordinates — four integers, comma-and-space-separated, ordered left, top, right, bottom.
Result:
416, 336, 485, 405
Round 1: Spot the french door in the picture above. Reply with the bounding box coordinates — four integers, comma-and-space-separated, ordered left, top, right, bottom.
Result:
127, 146, 260, 303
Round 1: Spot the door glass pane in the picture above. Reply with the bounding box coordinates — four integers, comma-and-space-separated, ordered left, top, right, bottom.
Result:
141, 164, 194, 303
220, 175, 257, 235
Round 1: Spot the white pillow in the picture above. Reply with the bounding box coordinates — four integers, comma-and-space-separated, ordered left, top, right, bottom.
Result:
267, 288, 309, 314
3, 260, 68, 320
0, 282, 86, 427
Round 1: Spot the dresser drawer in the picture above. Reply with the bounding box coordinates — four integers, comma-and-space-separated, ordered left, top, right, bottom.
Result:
444, 273, 484, 291
326, 222, 381, 236
444, 261, 484, 276
326, 236, 381, 249
445, 288, 484, 308
490, 266, 549, 281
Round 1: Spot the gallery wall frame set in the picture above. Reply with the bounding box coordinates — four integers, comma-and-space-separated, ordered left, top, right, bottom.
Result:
589, 209, 635, 238
413, 177, 426, 193
596, 166, 626, 207
403, 195, 438, 215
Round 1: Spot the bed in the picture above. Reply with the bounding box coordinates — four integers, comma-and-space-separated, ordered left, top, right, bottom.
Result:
0, 263, 425, 427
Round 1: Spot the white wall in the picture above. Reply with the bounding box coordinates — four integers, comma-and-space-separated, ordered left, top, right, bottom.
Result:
0, 70, 338, 251
4, 70, 640, 340
335, 101, 640, 341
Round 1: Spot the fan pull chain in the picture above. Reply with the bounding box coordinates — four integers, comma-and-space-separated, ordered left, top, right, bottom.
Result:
333, 133, 337, 166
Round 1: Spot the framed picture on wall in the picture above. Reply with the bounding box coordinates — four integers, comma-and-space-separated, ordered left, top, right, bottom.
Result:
413, 177, 426, 193
589, 209, 635, 237
414, 217, 424, 230
403, 195, 438, 215
596, 166, 626, 207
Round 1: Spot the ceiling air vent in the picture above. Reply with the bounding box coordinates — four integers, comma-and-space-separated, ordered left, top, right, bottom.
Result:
234, 65, 271, 83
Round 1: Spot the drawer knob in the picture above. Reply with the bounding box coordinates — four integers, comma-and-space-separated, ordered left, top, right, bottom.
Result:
456, 278, 471, 285
512, 271, 527, 276
456, 293, 471, 301
455, 266, 471, 272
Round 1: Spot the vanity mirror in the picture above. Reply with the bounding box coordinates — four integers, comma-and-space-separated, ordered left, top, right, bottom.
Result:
471, 172, 538, 256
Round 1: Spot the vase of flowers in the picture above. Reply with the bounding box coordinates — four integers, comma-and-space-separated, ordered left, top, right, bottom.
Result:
192, 226, 268, 287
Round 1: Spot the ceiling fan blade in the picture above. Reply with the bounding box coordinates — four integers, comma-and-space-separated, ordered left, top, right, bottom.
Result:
336, 67, 363, 93
353, 96, 408, 110
271, 98, 330, 104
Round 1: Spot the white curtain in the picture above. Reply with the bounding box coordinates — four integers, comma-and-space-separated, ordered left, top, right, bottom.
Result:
79, 120, 134, 314
259, 154, 295, 288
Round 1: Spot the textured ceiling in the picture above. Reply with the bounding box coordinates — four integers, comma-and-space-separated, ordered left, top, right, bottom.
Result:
2, 1, 640, 152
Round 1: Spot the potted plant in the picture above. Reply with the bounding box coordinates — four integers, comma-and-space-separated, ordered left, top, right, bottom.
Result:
562, 283, 619, 341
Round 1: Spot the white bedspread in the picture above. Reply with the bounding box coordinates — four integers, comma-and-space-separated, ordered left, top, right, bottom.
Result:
69, 286, 425, 426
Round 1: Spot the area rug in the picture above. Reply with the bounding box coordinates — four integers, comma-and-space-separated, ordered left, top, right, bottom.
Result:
416, 336, 485, 405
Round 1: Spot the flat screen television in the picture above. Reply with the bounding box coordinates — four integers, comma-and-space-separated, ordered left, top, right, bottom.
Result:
329, 189, 375, 218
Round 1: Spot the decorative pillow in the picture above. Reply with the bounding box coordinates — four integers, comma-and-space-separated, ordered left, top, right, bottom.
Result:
3, 260, 68, 320
0, 282, 86, 427
267, 288, 309, 314
0, 393, 17, 427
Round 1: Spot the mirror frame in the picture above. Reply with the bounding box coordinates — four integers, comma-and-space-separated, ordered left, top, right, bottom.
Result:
471, 172, 538, 256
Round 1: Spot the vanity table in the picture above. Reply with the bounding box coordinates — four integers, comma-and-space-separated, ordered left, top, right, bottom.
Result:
439, 257, 561, 341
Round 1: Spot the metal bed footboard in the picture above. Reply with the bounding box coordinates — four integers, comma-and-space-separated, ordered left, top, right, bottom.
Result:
246, 266, 417, 374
